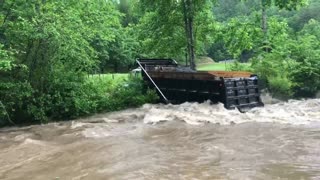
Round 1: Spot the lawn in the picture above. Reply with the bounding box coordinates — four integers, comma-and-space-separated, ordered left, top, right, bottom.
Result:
197, 63, 230, 71
197, 62, 251, 71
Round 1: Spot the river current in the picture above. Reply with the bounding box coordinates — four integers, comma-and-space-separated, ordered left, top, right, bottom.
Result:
0, 98, 320, 180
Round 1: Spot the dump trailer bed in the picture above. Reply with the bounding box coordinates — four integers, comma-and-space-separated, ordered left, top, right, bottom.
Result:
137, 58, 263, 111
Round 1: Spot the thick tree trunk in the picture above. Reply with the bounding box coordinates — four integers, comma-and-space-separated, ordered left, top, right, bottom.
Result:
182, 0, 196, 70
182, 0, 190, 66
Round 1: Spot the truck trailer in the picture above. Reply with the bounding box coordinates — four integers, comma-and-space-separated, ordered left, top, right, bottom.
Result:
136, 58, 263, 111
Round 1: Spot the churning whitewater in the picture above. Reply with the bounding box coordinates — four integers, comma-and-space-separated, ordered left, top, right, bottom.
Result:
141, 99, 320, 125
0, 98, 320, 180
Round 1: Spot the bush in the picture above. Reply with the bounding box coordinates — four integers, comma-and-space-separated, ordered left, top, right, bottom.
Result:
0, 82, 34, 125
250, 45, 297, 99
0, 57, 34, 125
108, 76, 159, 110
268, 76, 293, 99
228, 61, 253, 71
290, 59, 320, 97
287, 34, 320, 97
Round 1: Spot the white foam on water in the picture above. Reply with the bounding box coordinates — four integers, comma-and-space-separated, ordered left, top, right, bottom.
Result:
141, 99, 320, 125
143, 102, 241, 125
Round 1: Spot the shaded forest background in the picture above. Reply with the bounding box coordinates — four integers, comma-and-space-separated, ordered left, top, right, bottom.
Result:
0, 0, 319, 125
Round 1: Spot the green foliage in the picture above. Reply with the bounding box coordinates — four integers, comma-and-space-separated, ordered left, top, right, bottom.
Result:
300, 19, 320, 39
135, 0, 217, 62
0, 0, 155, 126
221, 16, 262, 58
213, 0, 261, 22
260, 0, 308, 10
0, 44, 14, 71
0, 43, 31, 125
251, 18, 320, 98
101, 27, 139, 72
109, 77, 159, 110
268, 76, 293, 99
135, 9, 186, 60
0, 66, 33, 125
251, 43, 296, 98
0, 81, 33, 125
288, 31, 320, 97
287, 0, 320, 31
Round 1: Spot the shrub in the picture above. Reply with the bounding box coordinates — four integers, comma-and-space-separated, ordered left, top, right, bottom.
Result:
228, 61, 253, 71
268, 76, 293, 99
109, 76, 159, 110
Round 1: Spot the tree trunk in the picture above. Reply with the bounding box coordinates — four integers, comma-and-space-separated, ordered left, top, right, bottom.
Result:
114, 61, 118, 73
188, 1, 196, 70
261, 4, 269, 52
182, 0, 196, 70
182, 1, 190, 67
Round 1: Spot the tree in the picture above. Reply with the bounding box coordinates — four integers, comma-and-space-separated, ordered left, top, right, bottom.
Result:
0, 0, 123, 122
137, 0, 216, 69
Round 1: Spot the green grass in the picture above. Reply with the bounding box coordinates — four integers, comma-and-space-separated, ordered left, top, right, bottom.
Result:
197, 63, 230, 71
197, 62, 252, 71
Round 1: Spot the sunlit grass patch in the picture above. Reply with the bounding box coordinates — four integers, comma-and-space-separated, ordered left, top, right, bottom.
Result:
197, 63, 230, 71
197, 62, 251, 71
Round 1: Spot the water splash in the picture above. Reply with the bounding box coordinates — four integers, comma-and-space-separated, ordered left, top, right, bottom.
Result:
134, 99, 320, 125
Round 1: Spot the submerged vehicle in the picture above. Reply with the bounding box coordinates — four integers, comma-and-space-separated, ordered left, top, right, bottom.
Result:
136, 58, 263, 111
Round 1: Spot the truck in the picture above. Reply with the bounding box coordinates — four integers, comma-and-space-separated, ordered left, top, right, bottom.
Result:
136, 58, 263, 112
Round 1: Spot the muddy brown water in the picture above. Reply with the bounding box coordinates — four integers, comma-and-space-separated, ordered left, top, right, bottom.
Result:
0, 99, 320, 180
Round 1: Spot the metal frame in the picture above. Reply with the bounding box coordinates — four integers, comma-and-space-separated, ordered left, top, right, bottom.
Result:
136, 59, 169, 103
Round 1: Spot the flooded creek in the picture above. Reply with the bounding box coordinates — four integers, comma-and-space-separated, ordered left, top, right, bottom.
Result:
0, 99, 320, 180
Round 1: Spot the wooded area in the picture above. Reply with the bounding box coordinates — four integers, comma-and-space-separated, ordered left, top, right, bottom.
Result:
0, 0, 319, 126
